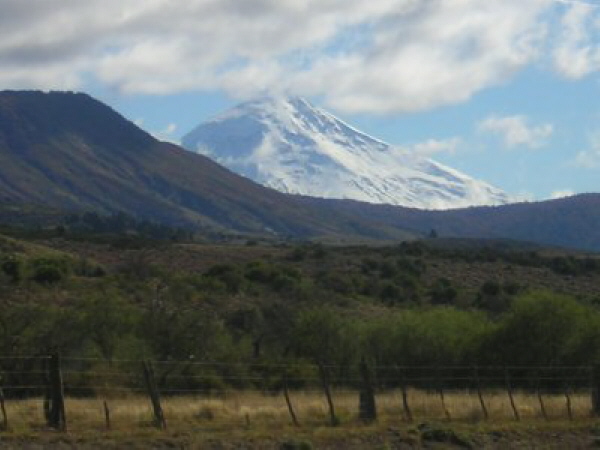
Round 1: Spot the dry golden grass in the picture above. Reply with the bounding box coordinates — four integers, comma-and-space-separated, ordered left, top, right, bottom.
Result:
1, 388, 593, 433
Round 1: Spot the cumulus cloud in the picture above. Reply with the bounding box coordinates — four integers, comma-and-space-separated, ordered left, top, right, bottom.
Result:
150, 123, 178, 143
0, 0, 596, 113
553, 1, 600, 78
295, 0, 549, 113
478, 115, 553, 148
409, 137, 462, 156
550, 189, 575, 199
574, 132, 600, 168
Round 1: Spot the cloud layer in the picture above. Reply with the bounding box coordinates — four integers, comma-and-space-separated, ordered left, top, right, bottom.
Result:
0, 0, 598, 113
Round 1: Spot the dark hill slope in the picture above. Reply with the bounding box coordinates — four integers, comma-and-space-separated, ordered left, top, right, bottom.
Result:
0, 90, 413, 239
299, 194, 600, 251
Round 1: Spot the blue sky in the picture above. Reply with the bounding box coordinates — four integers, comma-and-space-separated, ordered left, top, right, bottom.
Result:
1, 0, 600, 201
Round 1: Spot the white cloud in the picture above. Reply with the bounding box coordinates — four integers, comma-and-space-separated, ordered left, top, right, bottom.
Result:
550, 189, 575, 199
574, 132, 600, 168
151, 123, 178, 142
163, 123, 177, 135
0, 0, 596, 114
298, 0, 549, 113
553, 1, 600, 78
409, 137, 462, 156
478, 115, 553, 148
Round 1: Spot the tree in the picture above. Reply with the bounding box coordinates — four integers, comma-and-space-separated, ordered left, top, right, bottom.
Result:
291, 308, 358, 378
78, 293, 137, 363
479, 291, 597, 366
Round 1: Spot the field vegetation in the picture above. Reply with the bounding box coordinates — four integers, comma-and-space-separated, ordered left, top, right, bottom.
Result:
1, 218, 600, 446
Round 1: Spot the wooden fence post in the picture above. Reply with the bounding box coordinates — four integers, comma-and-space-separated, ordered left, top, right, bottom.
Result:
42, 357, 51, 424
0, 384, 8, 431
358, 358, 377, 421
103, 400, 111, 431
505, 367, 520, 421
398, 366, 412, 423
474, 366, 488, 421
565, 385, 573, 421
47, 352, 66, 431
536, 370, 548, 421
436, 367, 451, 421
317, 363, 338, 426
282, 373, 299, 427
592, 365, 600, 416
142, 360, 166, 429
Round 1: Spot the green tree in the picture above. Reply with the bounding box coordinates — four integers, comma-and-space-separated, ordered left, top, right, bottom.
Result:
78, 293, 137, 363
291, 308, 358, 379
480, 291, 597, 366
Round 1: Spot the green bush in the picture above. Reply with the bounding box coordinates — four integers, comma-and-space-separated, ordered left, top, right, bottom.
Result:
204, 264, 245, 294
428, 278, 457, 305
27, 255, 72, 284
31, 264, 64, 284
1, 255, 22, 283
481, 280, 501, 296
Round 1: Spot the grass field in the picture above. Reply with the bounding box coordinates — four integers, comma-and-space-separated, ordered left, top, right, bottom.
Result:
0, 390, 599, 448
2, 388, 593, 431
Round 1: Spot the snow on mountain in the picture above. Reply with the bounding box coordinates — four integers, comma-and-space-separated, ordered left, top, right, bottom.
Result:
181, 96, 509, 210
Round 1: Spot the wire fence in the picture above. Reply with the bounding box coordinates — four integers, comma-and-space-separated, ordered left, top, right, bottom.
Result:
0, 355, 599, 432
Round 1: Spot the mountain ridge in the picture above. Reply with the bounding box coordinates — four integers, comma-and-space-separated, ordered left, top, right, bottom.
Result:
0, 90, 415, 240
0, 90, 599, 251
299, 193, 600, 251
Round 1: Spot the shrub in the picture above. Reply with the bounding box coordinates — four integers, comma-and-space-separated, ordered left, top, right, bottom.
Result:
429, 278, 458, 305
28, 256, 71, 284
1, 255, 22, 283
31, 263, 64, 284
480, 280, 501, 296
204, 264, 245, 294
379, 281, 402, 304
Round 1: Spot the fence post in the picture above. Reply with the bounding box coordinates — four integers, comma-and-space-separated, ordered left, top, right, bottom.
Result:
592, 365, 600, 416
0, 384, 7, 430
436, 367, 451, 421
103, 400, 111, 431
282, 372, 299, 427
474, 366, 488, 421
47, 352, 66, 431
317, 363, 338, 426
142, 360, 166, 429
42, 357, 51, 424
536, 370, 548, 421
358, 358, 377, 421
398, 366, 412, 423
505, 367, 520, 421
565, 385, 573, 421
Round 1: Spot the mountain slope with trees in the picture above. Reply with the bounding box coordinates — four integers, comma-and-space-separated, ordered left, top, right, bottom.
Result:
300, 193, 600, 251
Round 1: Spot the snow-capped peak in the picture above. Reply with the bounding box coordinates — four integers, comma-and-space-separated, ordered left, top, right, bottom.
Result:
182, 96, 509, 210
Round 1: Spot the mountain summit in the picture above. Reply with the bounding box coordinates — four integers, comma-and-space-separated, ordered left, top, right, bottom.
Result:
182, 96, 508, 210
